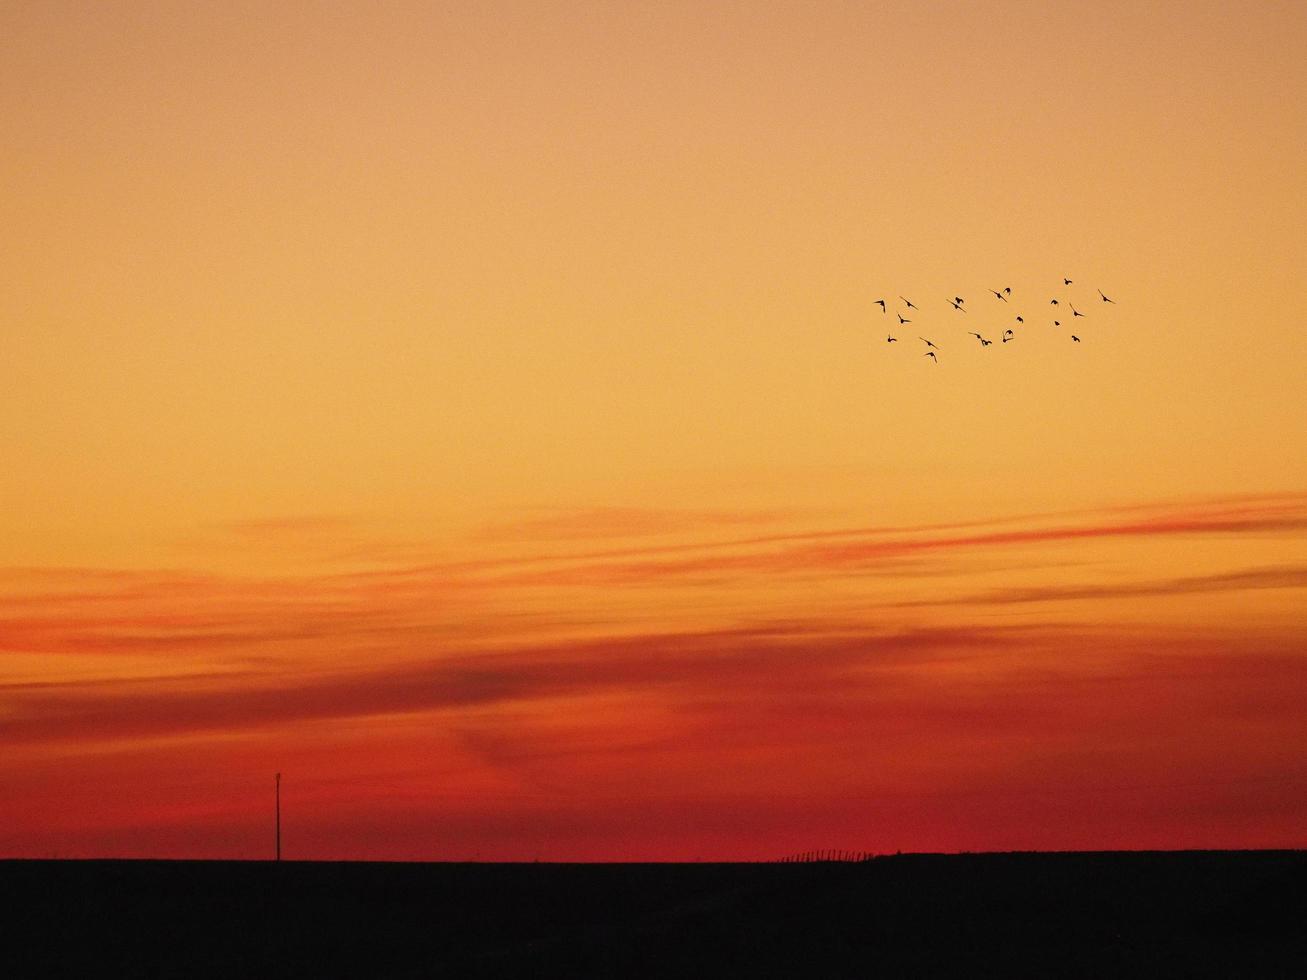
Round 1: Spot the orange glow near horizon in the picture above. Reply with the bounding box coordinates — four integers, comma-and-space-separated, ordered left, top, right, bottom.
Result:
2, 2, 1306, 859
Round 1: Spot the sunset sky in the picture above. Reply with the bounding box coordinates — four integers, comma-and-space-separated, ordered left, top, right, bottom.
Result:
3, 1, 1305, 860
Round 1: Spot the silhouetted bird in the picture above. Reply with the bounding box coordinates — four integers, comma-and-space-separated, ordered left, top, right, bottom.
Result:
989, 289, 1008, 302
901, 296, 918, 310
1004, 287, 1012, 295
1063, 278, 1073, 285
898, 313, 911, 324
1016, 315, 1024, 324
920, 337, 940, 349
980, 338, 993, 347
955, 296, 965, 305
1053, 320, 1061, 326
875, 299, 887, 313
1050, 299, 1059, 305
1071, 335, 1081, 342
1003, 329, 1014, 339
948, 298, 967, 313
924, 351, 937, 362
1099, 289, 1115, 303
887, 335, 897, 343
1072, 305, 1084, 317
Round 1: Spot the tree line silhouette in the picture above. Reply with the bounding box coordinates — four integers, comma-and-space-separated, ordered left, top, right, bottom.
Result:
775, 850, 878, 863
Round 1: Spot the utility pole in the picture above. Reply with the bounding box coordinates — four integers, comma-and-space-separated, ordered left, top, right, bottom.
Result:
275, 772, 281, 862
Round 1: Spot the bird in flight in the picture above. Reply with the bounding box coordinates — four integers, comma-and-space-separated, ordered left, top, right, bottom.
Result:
872, 277, 1102, 366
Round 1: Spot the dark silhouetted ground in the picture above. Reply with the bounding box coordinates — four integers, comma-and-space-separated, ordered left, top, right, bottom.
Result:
2, 851, 1304, 977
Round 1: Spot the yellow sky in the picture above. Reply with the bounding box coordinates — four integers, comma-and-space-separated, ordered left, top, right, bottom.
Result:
1, 2, 1305, 858
3, 0, 1305, 568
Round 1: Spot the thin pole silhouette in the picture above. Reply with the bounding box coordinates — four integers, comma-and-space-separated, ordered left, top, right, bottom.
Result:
275, 772, 281, 862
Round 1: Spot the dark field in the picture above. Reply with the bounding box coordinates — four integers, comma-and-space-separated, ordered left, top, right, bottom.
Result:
3, 851, 1304, 977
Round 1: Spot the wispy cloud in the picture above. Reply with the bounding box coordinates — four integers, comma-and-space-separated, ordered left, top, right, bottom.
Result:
4, 493, 1305, 666
4, 486, 1305, 859
454, 493, 1307, 588
897, 565, 1307, 608
0, 623, 1019, 743
4, 615, 1304, 858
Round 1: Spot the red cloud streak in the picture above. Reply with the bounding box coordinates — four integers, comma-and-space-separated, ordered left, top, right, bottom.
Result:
2, 492, 1305, 858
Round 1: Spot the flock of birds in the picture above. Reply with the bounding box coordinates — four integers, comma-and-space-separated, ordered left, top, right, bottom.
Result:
878, 278, 1117, 362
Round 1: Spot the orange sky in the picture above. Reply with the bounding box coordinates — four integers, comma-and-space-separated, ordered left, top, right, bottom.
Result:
2, 1, 1305, 859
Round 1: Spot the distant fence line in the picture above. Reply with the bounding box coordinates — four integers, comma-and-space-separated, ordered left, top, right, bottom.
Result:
774, 850, 877, 863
